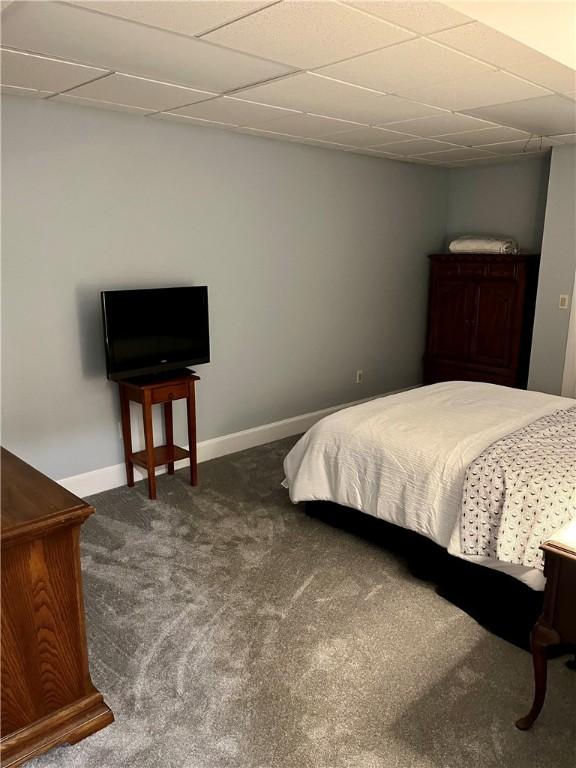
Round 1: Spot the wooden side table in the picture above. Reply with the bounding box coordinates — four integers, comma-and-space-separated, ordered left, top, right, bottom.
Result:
118, 370, 199, 500
516, 520, 576, 730
1, 449, 113, 767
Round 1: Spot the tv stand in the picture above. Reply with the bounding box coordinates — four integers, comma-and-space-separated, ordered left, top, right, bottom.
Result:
118, 370, 200, 499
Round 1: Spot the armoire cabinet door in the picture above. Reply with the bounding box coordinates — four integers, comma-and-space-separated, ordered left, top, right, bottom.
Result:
470, 280, 517, 369
427, 277, 472, 362
425, 254, 538, 389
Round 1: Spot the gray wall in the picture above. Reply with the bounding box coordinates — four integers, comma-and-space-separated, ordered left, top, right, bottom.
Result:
528, 144, 576, 394
1, 96, 448, 479
446, 155, 550, 252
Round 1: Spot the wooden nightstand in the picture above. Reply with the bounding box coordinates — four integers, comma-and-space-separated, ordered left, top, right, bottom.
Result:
516, 520, 576, 730
119, 370, 200, 500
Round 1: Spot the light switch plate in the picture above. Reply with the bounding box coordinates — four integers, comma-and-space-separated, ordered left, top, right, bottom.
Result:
559, 294, 569, 309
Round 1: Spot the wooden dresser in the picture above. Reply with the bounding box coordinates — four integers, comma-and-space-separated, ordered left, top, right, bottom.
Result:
1, 449, 113, 767
424, 253, 540, 388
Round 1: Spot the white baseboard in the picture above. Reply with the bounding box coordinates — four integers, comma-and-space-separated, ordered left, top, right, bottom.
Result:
59, 387, 413, 498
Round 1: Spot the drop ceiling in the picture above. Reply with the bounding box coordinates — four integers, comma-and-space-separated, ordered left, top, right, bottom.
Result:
1, 0, 575, 167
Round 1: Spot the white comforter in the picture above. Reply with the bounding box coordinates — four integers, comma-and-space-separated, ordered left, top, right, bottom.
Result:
283, 381, 575, 590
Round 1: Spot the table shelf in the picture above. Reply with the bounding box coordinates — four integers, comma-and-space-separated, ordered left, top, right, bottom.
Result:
131, 444, 190, 470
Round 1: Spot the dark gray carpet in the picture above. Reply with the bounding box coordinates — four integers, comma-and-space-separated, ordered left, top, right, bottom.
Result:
31, 437, 575, 768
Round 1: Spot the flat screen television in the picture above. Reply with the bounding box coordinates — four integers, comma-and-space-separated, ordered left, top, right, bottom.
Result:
101, 287, 210, 381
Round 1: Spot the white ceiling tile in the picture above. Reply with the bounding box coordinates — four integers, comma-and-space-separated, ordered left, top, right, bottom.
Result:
234, 131, 358, 152
239, 111, 359, 138
400, 71, 552, 111
317, 38, 494, 95
451, 152, 555, 167
152, 111, 237, 128
492, 153, 549, 163
231, 72, 390, 120
550, 133, 576, 144
432, 22, 576, 94
344, 149, 390, 159
411, 147, 496, 161
478, 138, 558, 155
465, 95, 576, 136
367, 137, 460, 154
233, 126, 303, 141
380, 112, 495, 136
346, 147, 399, 158
434, 126, 531, 146
441, 159, 491, 167
443, 157, 515, 167
233, 127, 355, 151
292, 137, 357, 150
1, 83, 53, 98
52, 93, 152, 114
317, 125, 418, 146
234, 73, 447, 123
341, 1, 472, 34
169, 96, 298, 126
493, 150, 551, 159
0, 1, 293, 92
65, 73, 215, 111
404, 156, 443, 164
4, 0, 569, 171
202, 0, 414, 69
68, 1, 275, 37
365, 94, 448, 123
0, 48, 109, 93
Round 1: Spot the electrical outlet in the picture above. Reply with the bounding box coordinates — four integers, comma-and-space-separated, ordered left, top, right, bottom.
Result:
559, 294, 569, 310
356, 369, 363, 384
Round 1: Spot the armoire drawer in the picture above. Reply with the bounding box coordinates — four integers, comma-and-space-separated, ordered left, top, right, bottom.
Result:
459, 263, 487, 278
487, 263, 518, 279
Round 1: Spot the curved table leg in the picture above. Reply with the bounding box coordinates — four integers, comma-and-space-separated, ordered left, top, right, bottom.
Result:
516, 622, 560, 730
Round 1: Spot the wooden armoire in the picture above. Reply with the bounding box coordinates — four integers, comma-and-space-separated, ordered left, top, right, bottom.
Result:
424, 252, 540, 388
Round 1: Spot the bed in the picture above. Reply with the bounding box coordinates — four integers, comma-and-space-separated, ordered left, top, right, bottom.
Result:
283, 381, 576, 591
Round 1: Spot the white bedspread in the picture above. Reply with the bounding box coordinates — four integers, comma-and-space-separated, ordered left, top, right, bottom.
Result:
283, 381, 575, 590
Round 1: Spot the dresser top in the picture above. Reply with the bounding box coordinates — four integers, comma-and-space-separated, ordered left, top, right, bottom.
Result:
1, 448, 92, 546
120, 369, 200, 391
543, 520, 576, 562
429, 252, 540, 261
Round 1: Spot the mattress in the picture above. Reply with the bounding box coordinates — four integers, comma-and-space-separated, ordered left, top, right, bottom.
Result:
283, 381, 575, 590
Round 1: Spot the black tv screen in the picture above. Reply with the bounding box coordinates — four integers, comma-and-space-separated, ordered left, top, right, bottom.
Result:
101, 287, 210, 381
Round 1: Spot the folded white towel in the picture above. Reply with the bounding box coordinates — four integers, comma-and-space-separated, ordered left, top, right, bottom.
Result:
449, 236, 519, 254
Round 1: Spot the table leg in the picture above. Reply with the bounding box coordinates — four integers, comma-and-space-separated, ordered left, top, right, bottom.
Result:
186, 381, 198, 487
119, 386, 134, 487
142, 392, 156, 500
516, 622, 559, 730
164, 401, 174, 475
